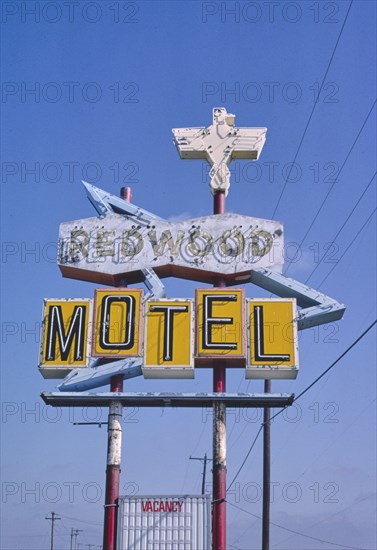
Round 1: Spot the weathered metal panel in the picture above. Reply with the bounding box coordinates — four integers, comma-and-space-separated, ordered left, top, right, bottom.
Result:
246, 298, 299, 380
58, 213, 284, 286
92, 288, 144, 358
41, 392, 295, 408
116, 495, 211, 550
143, 299, 195, 379
195, 288, 246, 368
57, 358, 142, 392
38, 298, 92, 379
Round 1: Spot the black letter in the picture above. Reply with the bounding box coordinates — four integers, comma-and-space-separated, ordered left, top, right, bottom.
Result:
150, 305, 188, 361
202, 294, 237, 350
99, 295, 135, 350
45, 305, 86, 361
253, 306, 290, 361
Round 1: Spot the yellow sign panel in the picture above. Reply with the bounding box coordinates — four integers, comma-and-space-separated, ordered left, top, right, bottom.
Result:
195, 288, 245, 366
247, 299, 298, 379
39, 299, 92, 378
92, 289, 143, 357
39, 291, 301, 381
144, 299, 194, 378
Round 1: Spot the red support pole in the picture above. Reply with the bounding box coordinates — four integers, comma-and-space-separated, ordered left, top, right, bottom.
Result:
213, 191, 225, 217
212, 190, 227, 550
103, 376, 123, 550
121, 187, 132, 202
102, 187, 132, 550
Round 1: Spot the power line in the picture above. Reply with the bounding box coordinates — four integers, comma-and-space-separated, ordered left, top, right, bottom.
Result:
227, 501, 369, 550
231, 515, 260, 547
304, 171, 376, 284
180, 456, 191, 493
277, 319, 376, 410
227, 425, 263, 491
228, 404, 257, 453
295, 398, 376, 484
284, 99, 376, 275
272, 493, 375, 549
6, 533, 69, 539
186, 412, 214, 493
317, 208, 376, 288
271, 0, 354, 219
59, 513, 102, 527
227, 320, 377, 491
190, 420, 208, 455
269, 398, 376, 518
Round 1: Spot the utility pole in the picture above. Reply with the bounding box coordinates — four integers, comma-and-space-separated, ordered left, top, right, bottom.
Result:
262, 379, 272, 550
45, 512, 61, 550
190, 454, 211, 495
86, 545, 95, 550
72, 529, 83, 550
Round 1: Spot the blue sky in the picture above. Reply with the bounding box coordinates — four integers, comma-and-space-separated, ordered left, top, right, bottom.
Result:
1, 1, 376, 548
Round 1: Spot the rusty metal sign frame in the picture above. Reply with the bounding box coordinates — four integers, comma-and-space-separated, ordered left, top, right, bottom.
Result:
41, 391, 294, 408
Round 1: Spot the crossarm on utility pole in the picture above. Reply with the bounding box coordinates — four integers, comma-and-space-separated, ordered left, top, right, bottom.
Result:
45, 512, 61, 550
190, 454, 212, 495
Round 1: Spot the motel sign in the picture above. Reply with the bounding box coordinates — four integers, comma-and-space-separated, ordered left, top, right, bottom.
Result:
39, 289, 299, 380
40, 107, 345, 386
38, 107, 346, 550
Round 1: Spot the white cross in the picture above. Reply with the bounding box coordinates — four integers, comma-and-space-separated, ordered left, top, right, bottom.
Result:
173, 108, 267, 196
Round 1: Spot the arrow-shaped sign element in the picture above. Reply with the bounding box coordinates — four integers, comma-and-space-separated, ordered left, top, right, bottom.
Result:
82, 181, 162, 223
